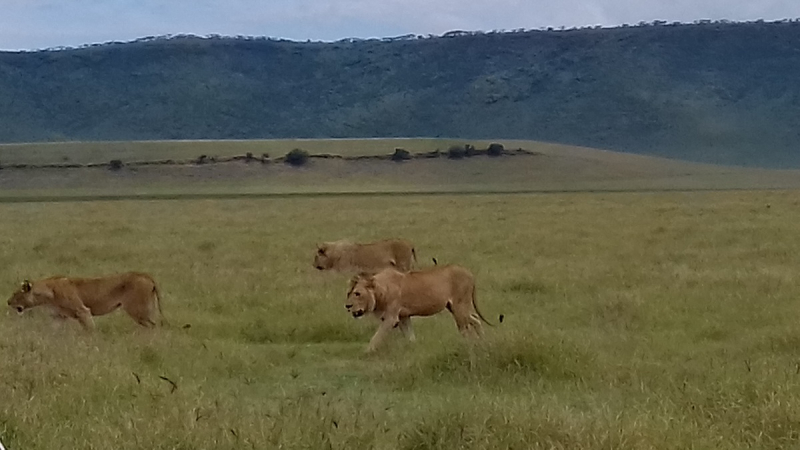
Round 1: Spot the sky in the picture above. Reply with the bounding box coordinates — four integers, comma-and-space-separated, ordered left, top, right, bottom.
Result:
1, 0, 799, 51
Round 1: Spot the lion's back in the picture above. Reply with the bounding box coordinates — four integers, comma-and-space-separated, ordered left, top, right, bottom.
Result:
357, 239, 415, 271
69, 272, 157, 307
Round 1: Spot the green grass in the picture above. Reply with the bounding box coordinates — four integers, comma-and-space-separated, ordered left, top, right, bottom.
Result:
2, 191, 800, 449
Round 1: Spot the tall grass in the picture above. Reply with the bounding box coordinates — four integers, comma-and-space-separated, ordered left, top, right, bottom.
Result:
2, 191, 800, 448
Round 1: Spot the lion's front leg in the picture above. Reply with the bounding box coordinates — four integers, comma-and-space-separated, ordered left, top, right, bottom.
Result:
75, 307, 96, 331
366, 315, 398, 353
52, 286, 96, 332
46, 307, 71, 331
64, 300, 95, 331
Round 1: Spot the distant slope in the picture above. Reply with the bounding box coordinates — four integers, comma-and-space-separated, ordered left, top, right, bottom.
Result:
1, 139, 799, 199
0, 138, 491, 165
2, 21, 800, 167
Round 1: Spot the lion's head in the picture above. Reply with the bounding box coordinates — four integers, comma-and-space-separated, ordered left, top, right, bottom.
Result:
345, 273, 378, 318
313, 243, 335, 271
7, 280, 37, 313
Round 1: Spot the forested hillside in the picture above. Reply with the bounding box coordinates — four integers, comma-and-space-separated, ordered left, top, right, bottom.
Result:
2, 20, 799, 167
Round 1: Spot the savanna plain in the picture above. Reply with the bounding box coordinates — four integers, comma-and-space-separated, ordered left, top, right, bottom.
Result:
2, 190, 800, 449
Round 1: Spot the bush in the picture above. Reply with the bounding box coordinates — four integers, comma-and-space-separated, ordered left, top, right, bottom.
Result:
245, 152, 254, 162
487, 143, 505, 156
196, 154, 208, 164
465, 144, 477, 156
109, 159, 124, 171
285, 148, 310, 166
391, 148, 412, 161
447, 145, 467, 159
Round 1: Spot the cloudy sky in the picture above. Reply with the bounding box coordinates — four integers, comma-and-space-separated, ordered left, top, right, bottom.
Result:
1, 0, 799, 51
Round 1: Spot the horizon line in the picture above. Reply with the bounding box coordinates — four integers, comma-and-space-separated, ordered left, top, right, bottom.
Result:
2, 17, 798, 53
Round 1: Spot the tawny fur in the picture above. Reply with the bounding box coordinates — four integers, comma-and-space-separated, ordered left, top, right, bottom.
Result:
314, 238, 417, 273
346, 265, 490, 352
7, 272, 164, 331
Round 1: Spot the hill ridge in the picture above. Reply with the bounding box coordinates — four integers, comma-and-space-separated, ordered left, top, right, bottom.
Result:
2, 20, 800, 167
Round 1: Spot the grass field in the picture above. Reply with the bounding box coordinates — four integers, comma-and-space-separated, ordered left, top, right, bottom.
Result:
2, 190, 800, 449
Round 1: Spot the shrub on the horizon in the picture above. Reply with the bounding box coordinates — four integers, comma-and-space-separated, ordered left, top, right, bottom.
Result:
447, 145, 467, 159
487, 143, 504, 156
109, 159, 124, 171
391, 148, 412, 161
285, 148, 310, 166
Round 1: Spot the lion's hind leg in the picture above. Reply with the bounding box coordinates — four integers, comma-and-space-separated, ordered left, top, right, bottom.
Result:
448, 300, 472, 337
450, 299, 483, 339
467, 312, 485, 338
125, 308, 157, 327
121, 294, 158, 328
398, 316, 416, 342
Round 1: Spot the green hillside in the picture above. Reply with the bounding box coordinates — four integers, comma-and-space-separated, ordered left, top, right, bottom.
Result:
1, 21, 800, 167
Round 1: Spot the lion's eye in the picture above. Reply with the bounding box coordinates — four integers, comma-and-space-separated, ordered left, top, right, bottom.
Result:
354, 292, 361, 297
318, 249, 325, 255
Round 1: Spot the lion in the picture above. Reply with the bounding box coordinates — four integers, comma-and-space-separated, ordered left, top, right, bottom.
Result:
314, 238, 417, 273
345, 265, 491, 352
7, 272, 164, 331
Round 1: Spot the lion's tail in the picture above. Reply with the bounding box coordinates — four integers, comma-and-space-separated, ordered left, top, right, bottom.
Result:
472, 284, 493, 327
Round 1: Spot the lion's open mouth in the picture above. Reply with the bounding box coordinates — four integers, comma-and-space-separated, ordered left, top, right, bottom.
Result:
352, 310, 364, 318
315, 265, 324, 270
15, 306, 23, 314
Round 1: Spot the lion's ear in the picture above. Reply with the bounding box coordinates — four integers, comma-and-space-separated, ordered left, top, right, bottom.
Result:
21, 280, 31, 292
